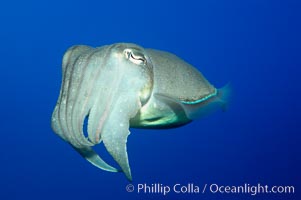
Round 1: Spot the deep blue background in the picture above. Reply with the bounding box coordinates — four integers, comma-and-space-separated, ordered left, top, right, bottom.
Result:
0, 0, 300, 199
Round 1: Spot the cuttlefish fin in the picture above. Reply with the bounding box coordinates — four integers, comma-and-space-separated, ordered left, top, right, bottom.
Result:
72, 145, 119, 173
154, 84, 231, 120
217, 83, 231, 112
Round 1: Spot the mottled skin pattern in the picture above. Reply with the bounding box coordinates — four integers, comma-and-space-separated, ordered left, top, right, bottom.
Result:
51, 43, 227, 181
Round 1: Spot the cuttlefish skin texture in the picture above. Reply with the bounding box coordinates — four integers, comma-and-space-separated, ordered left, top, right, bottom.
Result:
51, 43, 228, 181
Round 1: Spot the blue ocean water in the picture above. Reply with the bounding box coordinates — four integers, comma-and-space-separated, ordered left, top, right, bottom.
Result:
0, 0, 300, 199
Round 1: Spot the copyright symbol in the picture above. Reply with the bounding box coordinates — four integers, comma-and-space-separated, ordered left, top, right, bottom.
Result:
126, 184, 134, 192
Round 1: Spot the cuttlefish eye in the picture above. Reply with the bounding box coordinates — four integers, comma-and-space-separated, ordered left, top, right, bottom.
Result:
124, 49, 147, 65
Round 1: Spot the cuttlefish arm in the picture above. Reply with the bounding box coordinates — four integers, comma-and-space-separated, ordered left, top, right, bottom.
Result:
52, 43, 153, 181
72, 146, 119, 172
101, 95, 142, 181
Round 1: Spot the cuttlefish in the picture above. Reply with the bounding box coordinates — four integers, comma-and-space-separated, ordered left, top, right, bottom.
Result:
51, 43, 229, 181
